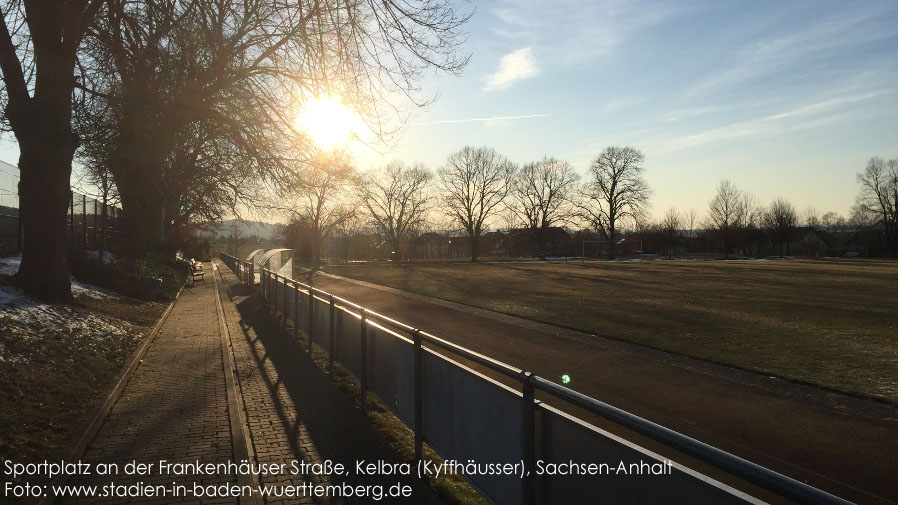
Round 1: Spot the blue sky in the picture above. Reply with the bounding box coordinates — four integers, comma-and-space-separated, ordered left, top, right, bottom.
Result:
358, 0, 898, 220
1, 0, 895, 221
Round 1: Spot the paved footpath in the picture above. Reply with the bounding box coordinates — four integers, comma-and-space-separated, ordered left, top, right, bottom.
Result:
64, 267, 235, 504
59, 263, 439, 505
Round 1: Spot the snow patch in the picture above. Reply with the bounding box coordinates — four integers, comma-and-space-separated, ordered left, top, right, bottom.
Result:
86, 250, 121, 265
0, 282, 139, 364
0, 255, 19, 276
1, 254, 121, 300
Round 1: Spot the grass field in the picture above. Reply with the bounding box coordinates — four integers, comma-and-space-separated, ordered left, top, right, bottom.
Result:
324, 259, 898, 403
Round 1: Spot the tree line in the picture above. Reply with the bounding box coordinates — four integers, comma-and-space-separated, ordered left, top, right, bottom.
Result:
278, 149, 898, 263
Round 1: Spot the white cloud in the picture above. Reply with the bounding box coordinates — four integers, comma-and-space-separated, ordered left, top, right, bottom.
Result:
490, 0, 680, 66
602, 96, 647, 112
483, 48, 540, 91
409, 114, 548, 126
686, 6, 897, 99
656, 90, 887, 153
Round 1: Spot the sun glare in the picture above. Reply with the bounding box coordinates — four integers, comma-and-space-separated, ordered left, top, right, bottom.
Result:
295, 96, 362, 149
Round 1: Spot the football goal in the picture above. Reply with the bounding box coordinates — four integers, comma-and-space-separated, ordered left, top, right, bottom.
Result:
582, 239, 643, 261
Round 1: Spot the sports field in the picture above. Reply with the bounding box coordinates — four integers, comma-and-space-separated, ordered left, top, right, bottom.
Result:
325, 259, 898, 403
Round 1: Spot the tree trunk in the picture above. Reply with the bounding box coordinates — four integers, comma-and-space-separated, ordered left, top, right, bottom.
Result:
110, 134, 166, 256
117, 183, 164, 256
11, 51, 78, 302
390, 235, 403, 261
16, 138, 74, 302
469, 230, 479, 262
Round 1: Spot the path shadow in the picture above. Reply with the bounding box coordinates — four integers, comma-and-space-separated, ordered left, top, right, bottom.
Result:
222, 280, 441, 505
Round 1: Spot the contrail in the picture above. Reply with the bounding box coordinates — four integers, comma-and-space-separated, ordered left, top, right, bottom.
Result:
409, 113, 549, 126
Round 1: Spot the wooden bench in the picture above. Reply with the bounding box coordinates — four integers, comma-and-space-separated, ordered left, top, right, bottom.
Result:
190, 261, 205, 283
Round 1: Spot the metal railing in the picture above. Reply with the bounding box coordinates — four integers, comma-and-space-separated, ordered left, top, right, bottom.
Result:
219, 253, 255, 286
219, 252, 854, 505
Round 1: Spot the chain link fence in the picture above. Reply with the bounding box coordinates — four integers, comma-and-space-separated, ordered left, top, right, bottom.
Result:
0, 161, 123, 256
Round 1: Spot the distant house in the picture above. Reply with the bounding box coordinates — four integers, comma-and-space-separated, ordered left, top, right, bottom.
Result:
793, 226, 830, 257
841, 224, 888, 257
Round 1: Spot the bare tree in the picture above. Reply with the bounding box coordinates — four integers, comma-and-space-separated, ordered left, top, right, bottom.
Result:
0, 0, 106, 301
77, 0, 472, 255
358, 161, 431, 260
819, 211, 846, 231
855, 156, 898, 256
287, 150, 356, 268
802, 206, 820, 227
685, 208, 698, 239
511, 157, 579, 257
706, 179, 749, 259
438, 146, 516, 262
763, 197, 797, 256
578, 146, 651, 259
660, 207, 681, 259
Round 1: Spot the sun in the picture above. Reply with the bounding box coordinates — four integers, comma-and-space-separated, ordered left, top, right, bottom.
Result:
295, 95, 362, 149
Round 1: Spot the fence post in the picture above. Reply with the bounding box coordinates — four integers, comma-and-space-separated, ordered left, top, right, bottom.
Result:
329, 295, 336, 374
413, 329, 423, 461
360, 309, 368, 412
69, 192, 74, 243
92, 199, 98, 247
521, 372, 536, 505
82, 194, 87, 245
16, 204, 23, 252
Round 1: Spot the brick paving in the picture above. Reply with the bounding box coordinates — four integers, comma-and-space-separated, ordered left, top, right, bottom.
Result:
57, 263, 442, 505
64, 268, 235, 504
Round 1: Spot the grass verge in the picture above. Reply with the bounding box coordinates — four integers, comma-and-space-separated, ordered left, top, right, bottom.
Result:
324, 259, 898, 403
0, 273, 168, 465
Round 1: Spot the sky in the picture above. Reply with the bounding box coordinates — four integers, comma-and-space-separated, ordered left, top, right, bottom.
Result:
1, 0, 896, 222
354, 0, 898, 220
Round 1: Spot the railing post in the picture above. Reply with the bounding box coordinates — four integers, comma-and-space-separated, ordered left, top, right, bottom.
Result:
308, 287, 315, 353
282, 276, 287, 332
360, 309, 368, 412
413, 329, 423, 461
521, 372, 536, 505
329, 295, 336, 374
294, 282, 299, 341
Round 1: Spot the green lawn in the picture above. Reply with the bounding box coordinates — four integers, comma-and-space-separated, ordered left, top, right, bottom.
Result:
324, 259, 898, 403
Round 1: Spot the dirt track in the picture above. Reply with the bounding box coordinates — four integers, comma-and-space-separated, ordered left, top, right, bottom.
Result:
307, 271, 898, 505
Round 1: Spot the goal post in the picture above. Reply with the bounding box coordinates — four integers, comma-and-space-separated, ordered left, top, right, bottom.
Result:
582, 239, 643, 261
